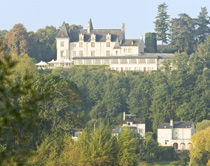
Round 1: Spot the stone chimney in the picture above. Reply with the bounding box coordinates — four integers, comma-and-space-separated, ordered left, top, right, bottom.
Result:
123, 112, 125, 120
170, 119, 173, 127
121, 23, 125, 32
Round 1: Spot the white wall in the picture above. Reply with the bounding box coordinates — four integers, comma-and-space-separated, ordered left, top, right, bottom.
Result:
57, 38, 70, 61
157, 129, 172, 146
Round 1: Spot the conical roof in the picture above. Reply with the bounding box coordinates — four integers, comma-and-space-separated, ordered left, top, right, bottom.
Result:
56, 21, 69, 38
89, 18, 93, 31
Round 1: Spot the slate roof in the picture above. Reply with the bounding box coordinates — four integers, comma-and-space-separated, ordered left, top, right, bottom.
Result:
68, 29, 124, 42
158, 121, 193, 129
121, 39, 140, 46
123, 117, 145, 124
56, 22, 69, 38
112, 127, 122, 133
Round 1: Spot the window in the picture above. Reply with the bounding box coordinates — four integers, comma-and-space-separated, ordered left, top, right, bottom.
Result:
72, 43, 76, 47
61, 51, 64, 56
79, 42, 83, 48
73, 51, 76, 56
128, 48, 132, 53
91, 50, 95, 56
79, 51, 83, 56
91, 35, 95, 40
106, 42, 110, 47
60, 41, 64, 47
165, 140, 169, 145
116, 51, 118, 55
106, 51, 110, 56
127, 122, 130, 126
91, 42, 95, 47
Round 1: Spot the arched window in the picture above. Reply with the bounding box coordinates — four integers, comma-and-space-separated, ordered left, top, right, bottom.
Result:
173, 143, 178, 150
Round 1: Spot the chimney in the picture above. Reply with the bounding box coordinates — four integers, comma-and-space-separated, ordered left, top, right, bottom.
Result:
121, 23, 125, 32
123, 112, 125, 120
170, 119, 173, 127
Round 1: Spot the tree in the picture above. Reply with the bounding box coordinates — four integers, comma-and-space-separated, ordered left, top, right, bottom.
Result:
6, 23, 29, 55
139, 137, 159, 162
28, 26, 57, 62
196, 120, 210, 132
196, 7, 210, 43
77, 123, 117, 166
170, 13, 195, 54
0, 30, 8, 40
190, 127, 210, 166
154, 2, 170, 50
0, 41, 43, 165
117, 128, 138, 166
28, 132, 72, 166
144, 33, 157, 53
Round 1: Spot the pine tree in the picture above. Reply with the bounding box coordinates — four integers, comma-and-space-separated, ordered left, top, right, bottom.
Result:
170, 13, 195, 54
196, 7, 210, 43
154, 3, 170, 51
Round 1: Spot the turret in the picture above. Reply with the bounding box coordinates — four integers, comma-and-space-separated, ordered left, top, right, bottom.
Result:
87, 18, 93, 33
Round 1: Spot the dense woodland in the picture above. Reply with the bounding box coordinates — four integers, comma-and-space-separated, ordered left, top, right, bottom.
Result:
1, 3, 210, 166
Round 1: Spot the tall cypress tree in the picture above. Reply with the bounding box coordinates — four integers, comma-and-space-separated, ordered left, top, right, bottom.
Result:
154, 3, 170, 51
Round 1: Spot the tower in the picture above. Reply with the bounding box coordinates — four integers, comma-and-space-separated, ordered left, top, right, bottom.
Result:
87, 18, 93, 33
56, 21, 70, 61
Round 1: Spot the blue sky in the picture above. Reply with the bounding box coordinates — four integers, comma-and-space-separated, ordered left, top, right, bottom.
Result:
1, 0, 210, 39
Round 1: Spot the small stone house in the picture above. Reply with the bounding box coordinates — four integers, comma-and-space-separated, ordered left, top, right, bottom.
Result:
112, 112, 145, 137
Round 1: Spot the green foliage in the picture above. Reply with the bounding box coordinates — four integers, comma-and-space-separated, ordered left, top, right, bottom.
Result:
0, 30, 8, 40
154, 3, 170, 47
6, 23, 29, 55
190, 127, 210, 165
29, 132, 71, 166
158, 147, 177, 160
196, 7, 210, 43
196, 120, 210, 132
28, 26, 57, 62
170, 13, 195, 54
145, 33, 157, 53
77, 123, 118, 166
117, 127, 138, 166
0, 41, 43, 165
139, 137, 159, 162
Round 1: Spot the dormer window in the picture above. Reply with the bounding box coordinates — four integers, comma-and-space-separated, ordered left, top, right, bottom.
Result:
91, 34, 95, 40
79, 34, 84, 41
106, 34, 111, 41
127, 122, 130, 126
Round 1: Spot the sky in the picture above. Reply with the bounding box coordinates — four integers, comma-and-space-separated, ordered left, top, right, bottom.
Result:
1, 0, 210, 39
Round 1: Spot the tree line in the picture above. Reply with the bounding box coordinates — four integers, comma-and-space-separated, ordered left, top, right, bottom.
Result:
154, 3, 210, 54
0, 23, 82, 63
0, 4, 210, 63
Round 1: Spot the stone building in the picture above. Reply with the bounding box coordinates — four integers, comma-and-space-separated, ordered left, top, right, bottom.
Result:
157, 120, 195, 150
45, 19, 174, 71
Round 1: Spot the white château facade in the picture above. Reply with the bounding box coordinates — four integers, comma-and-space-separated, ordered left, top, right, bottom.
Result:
37, 19, 174, 71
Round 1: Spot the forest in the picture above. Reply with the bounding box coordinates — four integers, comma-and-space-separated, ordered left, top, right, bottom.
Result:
1, 2, 210, 166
